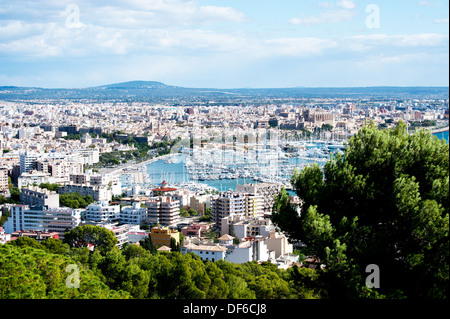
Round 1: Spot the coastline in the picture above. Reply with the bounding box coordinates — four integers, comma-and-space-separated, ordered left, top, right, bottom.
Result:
431, 126, 449, 134
99, 153, 179, 176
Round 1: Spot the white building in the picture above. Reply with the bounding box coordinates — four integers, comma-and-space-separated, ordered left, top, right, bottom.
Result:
120, 202, 148, 225
3, 204, 81, 239
181, 243, 227, 262
18, 127, 37, 139
75, 148, 100, 165
103, 223, 128, 248
219, 234, 270, 264
84, 201, 120, 223
49, 160, 83, 177
19, 151, 38, 175
233, 217, 275, 240
43, 207, 82, 239
0, 227, 11, 244
17, 171, 67, 188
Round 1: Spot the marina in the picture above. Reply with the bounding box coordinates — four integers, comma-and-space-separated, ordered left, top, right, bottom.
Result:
119, 138, 346, 192
119, 130, 448, 193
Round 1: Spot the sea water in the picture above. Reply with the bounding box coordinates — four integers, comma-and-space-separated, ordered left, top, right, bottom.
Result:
433, 130, 449, 143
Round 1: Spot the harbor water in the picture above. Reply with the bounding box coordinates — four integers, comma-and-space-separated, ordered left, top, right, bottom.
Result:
120, 130, 447, 191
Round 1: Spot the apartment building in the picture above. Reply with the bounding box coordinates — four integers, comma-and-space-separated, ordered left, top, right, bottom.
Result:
75, 148, 100, 165
44, 207, 82, 239
211, 192, 245, 230
3, 204, 81, 240
242, 193, 264, 217
189, 194, 211, 216
103, 223, 129, 248
20, 186, 59, 209
0, 227, 11, 244
150, 226, 180, 248
146, 196, 180, 227
224, 239, 270, 264
58, 184, 111, 202
235, 183, 282, 215
70, 173, 89, 185
0, 167, 8, 194
84, 201, 120, 223
233, 217, 275, 240
49, 160, 83, 177
19, 151, 38, 175
120, 202, 148, 225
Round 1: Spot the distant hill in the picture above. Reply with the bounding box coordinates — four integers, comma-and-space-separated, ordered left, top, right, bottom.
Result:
0, 81, 448, 102
97, 81, 173, 89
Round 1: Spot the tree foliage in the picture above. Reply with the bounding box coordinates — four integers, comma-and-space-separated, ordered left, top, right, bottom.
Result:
0, 244, 129, 299
1, 235, 325, 299
63, 225, 117, 255
272, 122, 449, 298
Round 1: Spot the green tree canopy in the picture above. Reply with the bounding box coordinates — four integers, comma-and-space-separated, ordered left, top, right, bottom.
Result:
272, 122, 449, 298
64, 225, 117, 255
0, 244, 129, 299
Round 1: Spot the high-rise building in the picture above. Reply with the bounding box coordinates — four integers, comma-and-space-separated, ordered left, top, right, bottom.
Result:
211, 192, 246, 229
0, 167, 9, 194
235, 183, 282, 215
146, 196, 180, 227
19, 151, 38, 175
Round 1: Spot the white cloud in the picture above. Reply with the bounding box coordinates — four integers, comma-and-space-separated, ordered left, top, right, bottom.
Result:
0, 21, 46, 41
336, 0, 356, 9
290, 0, 357, 25
289, 9, 357, 25
0, 0, 250, 58
317, 2, 335, 9
418, 0, 435, 6
434, 18, 449, 24
264, 37, 338, 57
347, 33, 449, 47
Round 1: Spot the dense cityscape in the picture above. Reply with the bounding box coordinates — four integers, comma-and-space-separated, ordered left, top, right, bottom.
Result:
0, 0, 448, 312
0, 83, 448, 302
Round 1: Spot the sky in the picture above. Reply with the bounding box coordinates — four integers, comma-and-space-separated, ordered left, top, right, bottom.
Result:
0, 0, 448, 88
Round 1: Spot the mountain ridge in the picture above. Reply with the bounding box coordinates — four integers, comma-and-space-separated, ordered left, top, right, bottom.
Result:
0, 80, 448, 91
0, 81, 448, 101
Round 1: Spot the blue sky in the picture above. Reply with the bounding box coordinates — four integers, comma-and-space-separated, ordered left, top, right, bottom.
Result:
0, 0, 448, 88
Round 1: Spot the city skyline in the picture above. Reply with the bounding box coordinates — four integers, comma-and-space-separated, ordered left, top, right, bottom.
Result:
0, 0, 449, 89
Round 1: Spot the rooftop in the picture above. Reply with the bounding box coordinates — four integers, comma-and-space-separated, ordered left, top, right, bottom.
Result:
183, 243, 227, 252
218, 234, 235, 241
